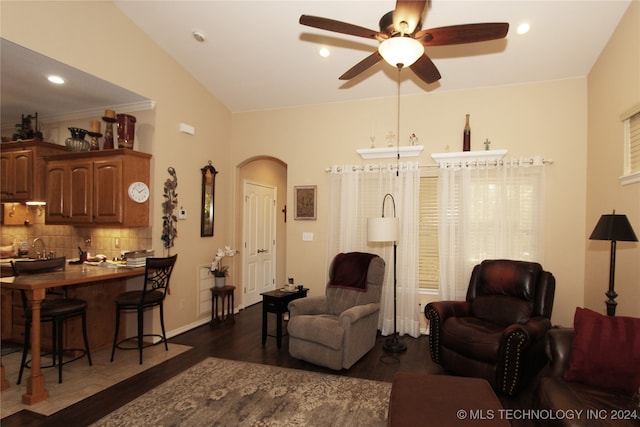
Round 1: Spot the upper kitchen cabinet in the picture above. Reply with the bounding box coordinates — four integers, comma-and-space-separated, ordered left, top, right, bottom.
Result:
45, 149, 151, 226
0, 140, 66, 203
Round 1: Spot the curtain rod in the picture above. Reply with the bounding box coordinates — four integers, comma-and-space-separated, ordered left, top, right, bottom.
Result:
325, 158, 554, 172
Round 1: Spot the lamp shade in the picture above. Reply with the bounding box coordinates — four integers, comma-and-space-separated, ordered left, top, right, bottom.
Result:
378, 37, 424, 68
368, 217, 399, 242
589, 213, 638, 242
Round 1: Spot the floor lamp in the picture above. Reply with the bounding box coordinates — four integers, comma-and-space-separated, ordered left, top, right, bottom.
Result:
368, 193, 406, 353
589, 210, 638, 316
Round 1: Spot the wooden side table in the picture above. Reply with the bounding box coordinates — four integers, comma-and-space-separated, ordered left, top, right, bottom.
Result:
210, 285, 235, 327
261, 288, 308, 348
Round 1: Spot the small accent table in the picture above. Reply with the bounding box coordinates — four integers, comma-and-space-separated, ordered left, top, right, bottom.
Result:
210, 285, 235, 327
261, 288, 308, 348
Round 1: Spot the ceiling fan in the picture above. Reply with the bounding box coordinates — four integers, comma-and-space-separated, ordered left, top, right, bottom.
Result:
300, 0, 509, 84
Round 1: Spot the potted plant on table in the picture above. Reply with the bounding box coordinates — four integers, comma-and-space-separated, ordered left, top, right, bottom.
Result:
211, 246, 235, 288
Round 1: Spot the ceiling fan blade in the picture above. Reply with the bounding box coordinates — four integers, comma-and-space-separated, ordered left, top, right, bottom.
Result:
416, 23, 509, 46
393, 0, 427, 34
339, 52, 383, 80
410, 54, 441, 84
300, 15, 384, 40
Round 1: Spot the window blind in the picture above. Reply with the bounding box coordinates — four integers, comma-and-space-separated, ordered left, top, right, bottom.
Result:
418, 176, 439, 291
629, 111, 640, 174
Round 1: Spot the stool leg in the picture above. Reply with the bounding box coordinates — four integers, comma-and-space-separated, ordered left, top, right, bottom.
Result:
110, 306, 121, 362
159, 303, 168, 351
81, 311, 92, 366
51, 319, 57, 367
137, 308, 144, 365
57, 319, 63, 383
17, 319, 30, 385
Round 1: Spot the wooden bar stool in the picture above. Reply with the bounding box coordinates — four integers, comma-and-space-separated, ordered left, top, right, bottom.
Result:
110, 255, 177, 364
11, 257, 92, 384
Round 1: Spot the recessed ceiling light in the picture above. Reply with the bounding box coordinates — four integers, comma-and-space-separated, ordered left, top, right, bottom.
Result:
319, 47, 330, 58
193, 31, 206, 42
517, 23, 530, 35
47, 75, 65, 84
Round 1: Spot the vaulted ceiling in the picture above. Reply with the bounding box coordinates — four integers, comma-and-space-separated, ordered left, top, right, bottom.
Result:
1, 1, 632, 124
115, 0, 631, 112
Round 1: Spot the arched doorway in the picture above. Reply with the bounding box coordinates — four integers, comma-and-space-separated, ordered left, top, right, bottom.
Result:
236, 156, 287, 307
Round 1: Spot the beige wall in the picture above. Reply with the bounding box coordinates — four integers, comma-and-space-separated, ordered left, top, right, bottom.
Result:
2, 1, 637, 338
586, 1, 640, 318
232, 78, 588, 326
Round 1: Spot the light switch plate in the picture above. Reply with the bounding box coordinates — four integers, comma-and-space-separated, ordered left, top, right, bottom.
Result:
302, 232, 313, 241
178, 209, 187, 220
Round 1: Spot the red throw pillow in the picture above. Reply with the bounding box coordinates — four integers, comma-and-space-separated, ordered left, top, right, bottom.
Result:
564, 307, 640, 395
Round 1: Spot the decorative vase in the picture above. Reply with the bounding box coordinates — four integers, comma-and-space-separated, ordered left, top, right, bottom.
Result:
116, 113, 136, 149
215, 277, 226, 288
463, 114, 471, 151
65, 127, 91, 152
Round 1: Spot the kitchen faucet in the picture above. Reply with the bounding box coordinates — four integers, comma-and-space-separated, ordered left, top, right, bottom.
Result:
32, 237, 47, 259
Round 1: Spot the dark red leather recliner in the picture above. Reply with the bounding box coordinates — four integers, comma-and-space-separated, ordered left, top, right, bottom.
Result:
425, 259, 555, 395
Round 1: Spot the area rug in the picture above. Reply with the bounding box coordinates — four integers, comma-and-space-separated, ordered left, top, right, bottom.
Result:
91, 357, 391, 426
1, 343, 191, 418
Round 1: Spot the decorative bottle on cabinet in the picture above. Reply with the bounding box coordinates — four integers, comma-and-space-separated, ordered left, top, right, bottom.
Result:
102, 109, 116, 150
463, 114, 471, 151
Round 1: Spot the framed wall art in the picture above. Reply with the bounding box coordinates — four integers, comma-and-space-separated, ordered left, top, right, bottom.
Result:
294, 185, 317, 220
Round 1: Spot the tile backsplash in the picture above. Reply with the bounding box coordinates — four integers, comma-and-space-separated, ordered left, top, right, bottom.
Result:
1, 206, 151, 259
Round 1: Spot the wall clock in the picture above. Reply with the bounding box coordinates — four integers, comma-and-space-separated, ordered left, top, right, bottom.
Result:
128, 181, 150, 203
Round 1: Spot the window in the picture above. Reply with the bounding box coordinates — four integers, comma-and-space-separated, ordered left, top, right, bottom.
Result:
621, 104, 640, 185
418, 176, 439, 292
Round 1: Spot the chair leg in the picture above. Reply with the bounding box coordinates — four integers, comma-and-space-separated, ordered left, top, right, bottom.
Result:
159, 303, 168, 351
137, 308, 144, 365
81, 312, 92, 366
17, 319, 30, 385
110, 306, 121, 362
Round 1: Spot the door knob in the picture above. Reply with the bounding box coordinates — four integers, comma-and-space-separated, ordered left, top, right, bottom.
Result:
257, 249, 266, 253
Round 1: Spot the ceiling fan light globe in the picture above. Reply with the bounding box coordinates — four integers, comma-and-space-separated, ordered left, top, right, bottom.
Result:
378, 37, 424, 68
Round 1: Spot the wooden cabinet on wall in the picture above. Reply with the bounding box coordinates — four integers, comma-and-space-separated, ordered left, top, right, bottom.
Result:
0, 140, 66, 202
45, 149, 151, 226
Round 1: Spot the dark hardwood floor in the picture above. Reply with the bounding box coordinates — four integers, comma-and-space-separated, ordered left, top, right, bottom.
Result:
2, 303, 538, 427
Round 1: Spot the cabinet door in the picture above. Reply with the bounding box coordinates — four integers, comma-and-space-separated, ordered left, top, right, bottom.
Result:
0, 151, 12, 200
46, 162, 67, 222
0, 149, 33, 201
12, 150, 33, 201
93, 158, 123, 223
68, 160, 93, 223
46, 160, 93, 223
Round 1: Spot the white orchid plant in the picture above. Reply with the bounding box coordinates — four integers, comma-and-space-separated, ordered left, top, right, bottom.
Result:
211, 246, 235, 277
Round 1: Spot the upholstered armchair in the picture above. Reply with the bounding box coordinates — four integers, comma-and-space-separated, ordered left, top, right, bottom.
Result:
425, 259, 555, 395
287, 252, 385, 370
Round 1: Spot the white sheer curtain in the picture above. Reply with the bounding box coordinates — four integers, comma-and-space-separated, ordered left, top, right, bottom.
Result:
438, 157, 547, 300
327, 162, 421, 338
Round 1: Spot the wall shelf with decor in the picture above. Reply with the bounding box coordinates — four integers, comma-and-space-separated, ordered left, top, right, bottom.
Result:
357, 145, 424, 159
431, 149, 508, 166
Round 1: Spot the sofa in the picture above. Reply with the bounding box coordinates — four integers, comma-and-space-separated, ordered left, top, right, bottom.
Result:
535, 308, 640, 427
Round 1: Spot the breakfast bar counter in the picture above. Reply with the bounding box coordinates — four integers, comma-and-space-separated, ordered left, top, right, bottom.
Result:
0, 263, 145, 405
